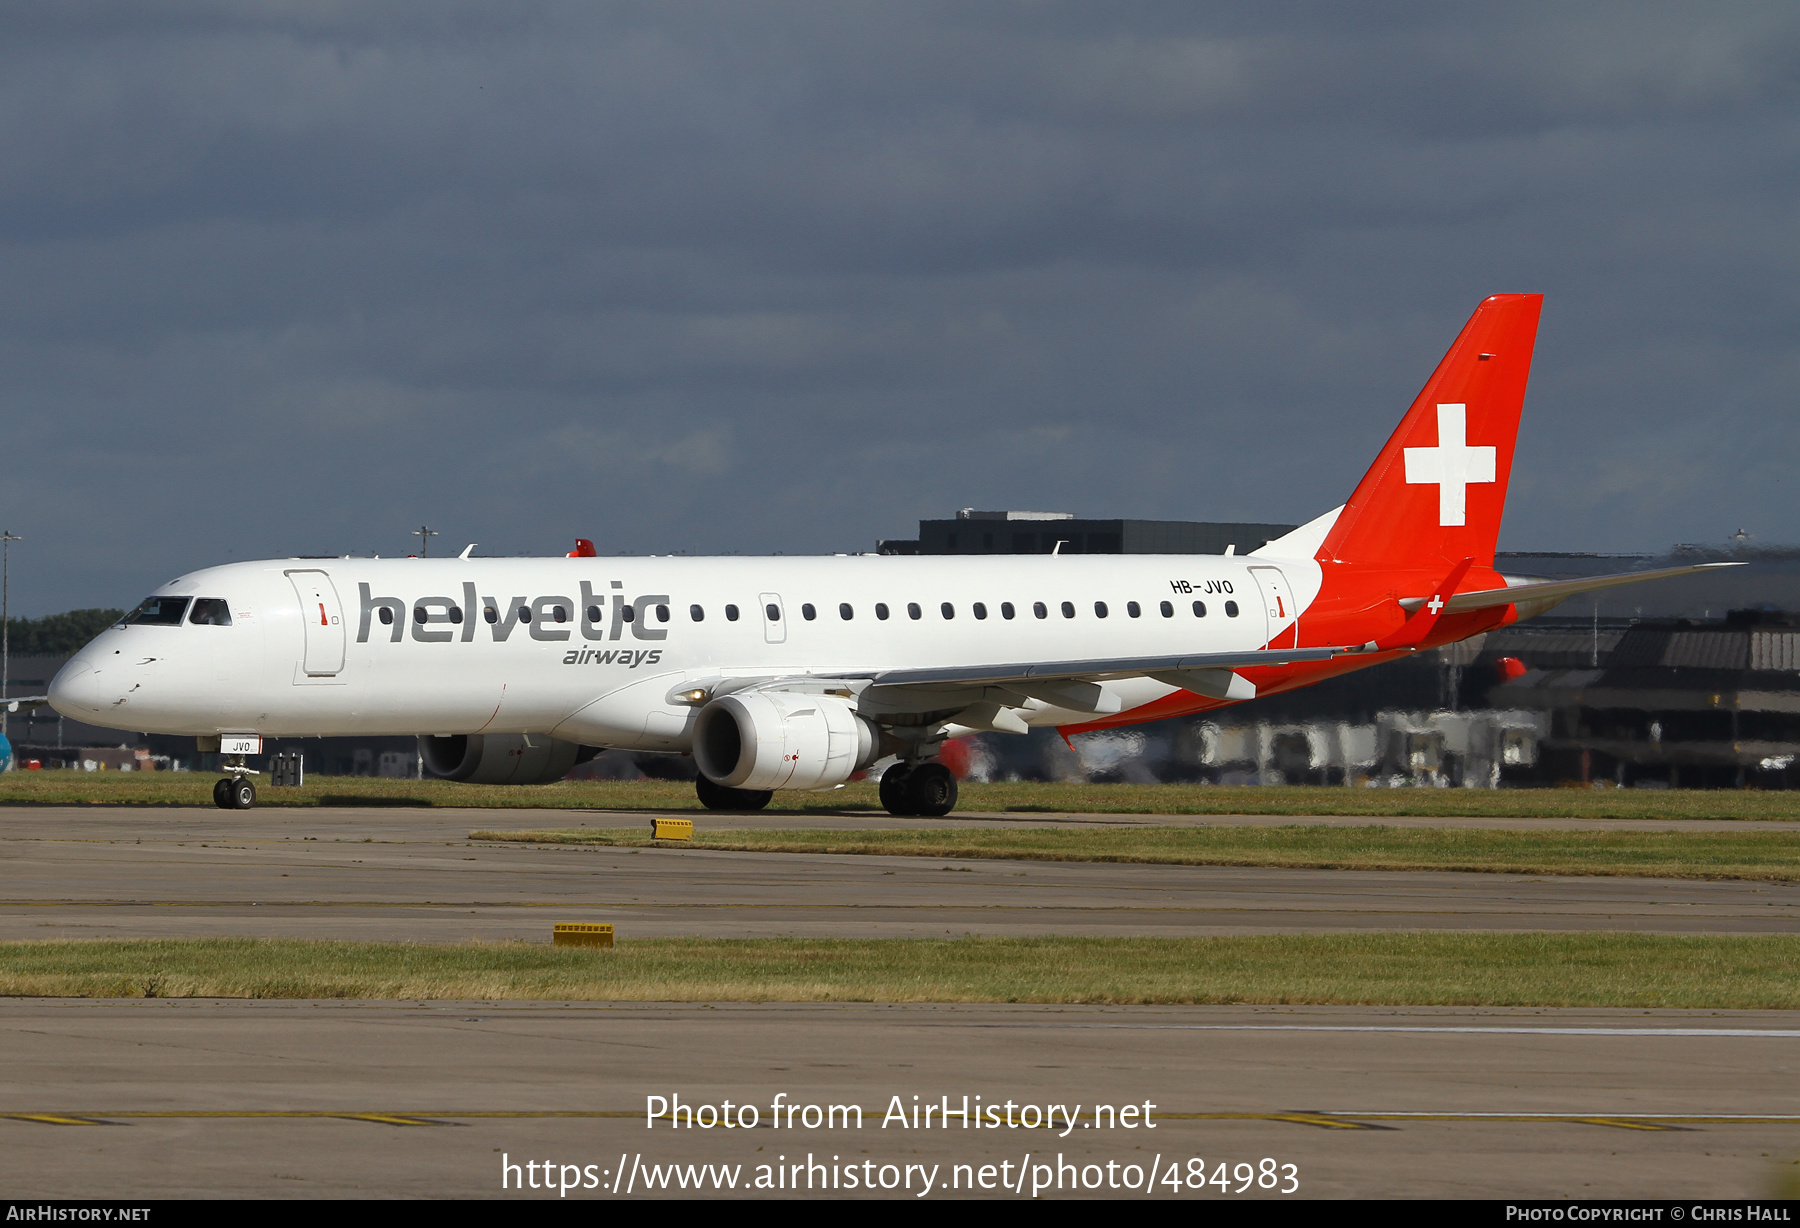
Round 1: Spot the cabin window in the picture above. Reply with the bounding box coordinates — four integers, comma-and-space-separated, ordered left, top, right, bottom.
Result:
876, 603, 890, 620
973, 602, 988, 620
941, 602, 955, 620
1094, 601, 1109, 619
125, 596, 190, 626
1160, 601, 1173, 617
690, 604, 705, 622
1061, 601, 1076, 619
907, 602, 922, 620
448, 607, 463, 624
413, 606, 427, 624
839, 603, 854, 620
554, 606, 569, 623
1000, 602, 1014, 620
765, 604, 781, 622
378, 607, 394, 626
519, 606, 533, 623
1127, 601, 1141, 619
801, 603, 817, 621
619, 605, 632, 624
188, 598, 232, 626
655, 604, 669, 622
1225, 600, 1239, 618
586, 605, 602, 622
1033, 602, 1047, 619
725, 604, 740, 621
485, 606, 498, 624
1192, 601, 1206, 617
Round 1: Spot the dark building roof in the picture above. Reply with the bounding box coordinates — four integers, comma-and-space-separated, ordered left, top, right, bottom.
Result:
1490, 611, 1800, 713
881, 512, 1297, 556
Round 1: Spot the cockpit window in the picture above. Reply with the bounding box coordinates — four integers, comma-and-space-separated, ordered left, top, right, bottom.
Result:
124, 596, 191, 626
188, 599, 233, 626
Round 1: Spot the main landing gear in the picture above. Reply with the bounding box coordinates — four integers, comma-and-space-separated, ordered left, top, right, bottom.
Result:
694, 774, 773, 811
213, 754, 258, 810
879, 761, 957, 818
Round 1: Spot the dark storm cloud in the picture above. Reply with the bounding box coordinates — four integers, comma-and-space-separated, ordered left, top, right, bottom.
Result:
3, 2, 1799, 611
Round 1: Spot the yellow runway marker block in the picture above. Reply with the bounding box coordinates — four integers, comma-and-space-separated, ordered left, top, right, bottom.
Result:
553, 922, 614, 948
650, 817, 694, 841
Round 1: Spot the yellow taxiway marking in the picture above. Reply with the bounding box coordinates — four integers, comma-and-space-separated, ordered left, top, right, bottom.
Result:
1266, 1113, 1391, 1130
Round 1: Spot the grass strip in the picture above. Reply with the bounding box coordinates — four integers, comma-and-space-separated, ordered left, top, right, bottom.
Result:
471, 824, 1800, 881
2, 935, 1795, 1007
4, 773, 1800, 820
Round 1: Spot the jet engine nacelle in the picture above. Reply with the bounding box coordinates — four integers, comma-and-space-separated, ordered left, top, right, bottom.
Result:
418, 734, 597, 785
693, 691, 880, 791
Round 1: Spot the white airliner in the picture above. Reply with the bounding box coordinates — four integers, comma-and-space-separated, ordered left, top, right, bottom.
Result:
48, 295, 1734, 814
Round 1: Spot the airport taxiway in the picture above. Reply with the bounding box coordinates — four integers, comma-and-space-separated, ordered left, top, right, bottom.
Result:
4, 803, 1797, 1199
1, 805, 1796, 941
2, 999, 1796, 1199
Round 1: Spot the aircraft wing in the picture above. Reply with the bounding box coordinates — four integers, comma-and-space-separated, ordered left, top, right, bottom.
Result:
817, 647, 1358, 716
840, 646, 1350, 689
1401, 561, 1745, 615
3, 696, 50, 714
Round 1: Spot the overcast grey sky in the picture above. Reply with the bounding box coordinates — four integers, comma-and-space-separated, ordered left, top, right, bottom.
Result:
4, 2, 1799, 614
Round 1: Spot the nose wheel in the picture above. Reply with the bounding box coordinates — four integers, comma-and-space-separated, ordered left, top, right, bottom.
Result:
212, 776, 256, 809
213, 754, 259, 809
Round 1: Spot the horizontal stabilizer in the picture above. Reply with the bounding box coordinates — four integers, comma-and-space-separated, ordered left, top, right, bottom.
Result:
1400, 561, 1745, 616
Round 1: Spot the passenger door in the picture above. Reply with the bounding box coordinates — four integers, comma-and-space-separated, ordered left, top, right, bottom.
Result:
286, 570, 347, 678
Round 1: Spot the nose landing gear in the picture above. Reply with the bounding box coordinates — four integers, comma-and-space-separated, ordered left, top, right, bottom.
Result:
212, 755, 259, 810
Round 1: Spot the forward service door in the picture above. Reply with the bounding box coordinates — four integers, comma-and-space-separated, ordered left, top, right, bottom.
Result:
286, 570, 346, 678
1247, 566, 1298, 650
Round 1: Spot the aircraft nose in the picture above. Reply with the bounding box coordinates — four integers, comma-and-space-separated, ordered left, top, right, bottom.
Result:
48, 660, 108, 720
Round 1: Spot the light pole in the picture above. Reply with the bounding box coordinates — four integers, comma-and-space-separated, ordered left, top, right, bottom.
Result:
1, 530, 20, 742
412, 525, 438, 558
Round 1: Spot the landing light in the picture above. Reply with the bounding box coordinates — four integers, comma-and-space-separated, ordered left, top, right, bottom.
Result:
676, 688, 709, 705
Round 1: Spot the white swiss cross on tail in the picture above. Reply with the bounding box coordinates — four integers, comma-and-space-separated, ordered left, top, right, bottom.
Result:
1402, 403, 1496, 527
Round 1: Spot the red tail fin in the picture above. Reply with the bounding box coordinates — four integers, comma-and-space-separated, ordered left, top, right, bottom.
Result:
1319, 294, 1542, 571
